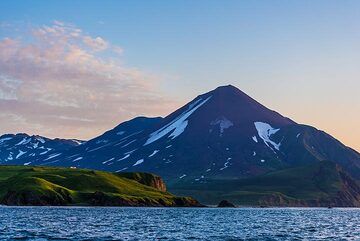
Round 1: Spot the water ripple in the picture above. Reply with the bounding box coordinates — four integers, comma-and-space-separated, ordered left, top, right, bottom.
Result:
0, 207, 358, 240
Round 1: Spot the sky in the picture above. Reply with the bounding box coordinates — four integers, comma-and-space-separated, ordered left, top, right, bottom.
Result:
0, 0, 359, 151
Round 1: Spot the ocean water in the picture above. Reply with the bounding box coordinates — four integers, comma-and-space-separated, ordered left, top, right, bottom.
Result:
0, 207, 359, 240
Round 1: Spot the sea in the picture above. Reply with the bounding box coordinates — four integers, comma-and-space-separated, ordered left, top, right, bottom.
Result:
0, 207, 358, 240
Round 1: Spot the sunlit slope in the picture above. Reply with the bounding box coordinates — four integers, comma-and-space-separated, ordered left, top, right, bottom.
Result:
0, 166, 200, 206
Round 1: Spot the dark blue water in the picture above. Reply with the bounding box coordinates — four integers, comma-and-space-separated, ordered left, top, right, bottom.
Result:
0, 207, 359, 240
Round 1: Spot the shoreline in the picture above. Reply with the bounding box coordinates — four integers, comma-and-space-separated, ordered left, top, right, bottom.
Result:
0, 204, 359, 209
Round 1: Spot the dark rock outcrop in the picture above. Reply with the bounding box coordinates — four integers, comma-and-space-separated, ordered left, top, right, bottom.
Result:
1, 189, 73, 206
119, 172, 167, 192
87, 191, 203, 207
217, 200, 235, 207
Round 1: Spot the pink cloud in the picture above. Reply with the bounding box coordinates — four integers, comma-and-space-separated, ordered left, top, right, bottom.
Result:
83, 36, 108, 51
0, 21, 178, 139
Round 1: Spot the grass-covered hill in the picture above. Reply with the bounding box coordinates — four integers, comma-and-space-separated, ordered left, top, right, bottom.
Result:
170, 161, 360, 207
0, 166, 201, 207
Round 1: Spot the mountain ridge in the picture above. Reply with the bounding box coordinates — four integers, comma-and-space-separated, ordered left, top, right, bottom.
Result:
0, 133, 85, 165
1, 84, 359, 206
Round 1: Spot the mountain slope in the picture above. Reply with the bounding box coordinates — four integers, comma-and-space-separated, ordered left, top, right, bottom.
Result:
36, 85, 359, 180
170, 161, 360, 207
0, 133, 84, 166
32, 116, 163, 167
0, 166, 201, 207
272, 124, 360, 179
3, 84, 360, 206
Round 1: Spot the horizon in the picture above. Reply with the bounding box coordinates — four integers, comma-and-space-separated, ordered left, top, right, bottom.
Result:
0, 1, 359, 152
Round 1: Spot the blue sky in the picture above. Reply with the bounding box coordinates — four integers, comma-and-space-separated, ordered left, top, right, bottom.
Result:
0, 1, 359, 151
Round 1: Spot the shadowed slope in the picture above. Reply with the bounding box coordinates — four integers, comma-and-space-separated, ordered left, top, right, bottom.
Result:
170, 161, 360, 207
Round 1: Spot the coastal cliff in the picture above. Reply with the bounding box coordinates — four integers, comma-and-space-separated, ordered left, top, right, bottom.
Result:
0, 166, 202, 207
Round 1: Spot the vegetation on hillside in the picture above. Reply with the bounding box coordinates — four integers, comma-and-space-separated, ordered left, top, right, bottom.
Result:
170, 161, 360, 207
0, 166, 201, 207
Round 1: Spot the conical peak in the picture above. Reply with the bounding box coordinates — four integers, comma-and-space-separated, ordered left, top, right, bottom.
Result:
192, 84, 296, 127
207, 84, 252, 98
212, 84, 241, 93
204, 84, 257, 105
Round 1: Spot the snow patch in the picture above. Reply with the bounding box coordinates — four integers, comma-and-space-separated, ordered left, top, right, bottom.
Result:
148, 150, 159, 157
195, 176, 205, 181
0, 137, 12, 144
165, 145, 172, 149
88, 143, 111, 152
254, 122, 281, 151
144, 96, 212, 145
117, 154, 130, 161
67, 154, 80, 159
179, 174, 187, 179
206, 168, 211, 172
133, 159, 144, 166
35, 137, 45, 143
210, 116, 234, 136
16, 150, 26, 159
125, 149, 137, 155
114, 139, 128, 146
119, 131, 142, 141
15, 137, 31, 146
252, 136, 258, 143
296, 133, 301, 138
116, 167, 128, 172
220, 158, 232, 170
7, 153, 13, 161
71, 139, 84, 145
43, 153, 61, 161
40, 149, 50, 155
102, 157, 114, 164
261, 159, 265, 163
188, 98, 202, 109
72, 157, 83, 162
23, 162, 31, 166
121, 139, 136, 148
253, 151, 256, 156
32, 142, 39, 149
117, 131, 125, 135
96, 139, 108, 144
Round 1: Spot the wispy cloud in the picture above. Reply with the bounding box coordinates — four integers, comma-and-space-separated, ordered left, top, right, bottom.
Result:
0, 21, 177, 139
82, 35, 109, 52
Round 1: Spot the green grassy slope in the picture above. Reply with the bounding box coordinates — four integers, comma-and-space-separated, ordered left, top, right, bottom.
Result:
0, 166, 201, 206
170, 161, 360, 207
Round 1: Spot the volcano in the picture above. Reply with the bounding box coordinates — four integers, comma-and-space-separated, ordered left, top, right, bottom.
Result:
3, 85, 360, 206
